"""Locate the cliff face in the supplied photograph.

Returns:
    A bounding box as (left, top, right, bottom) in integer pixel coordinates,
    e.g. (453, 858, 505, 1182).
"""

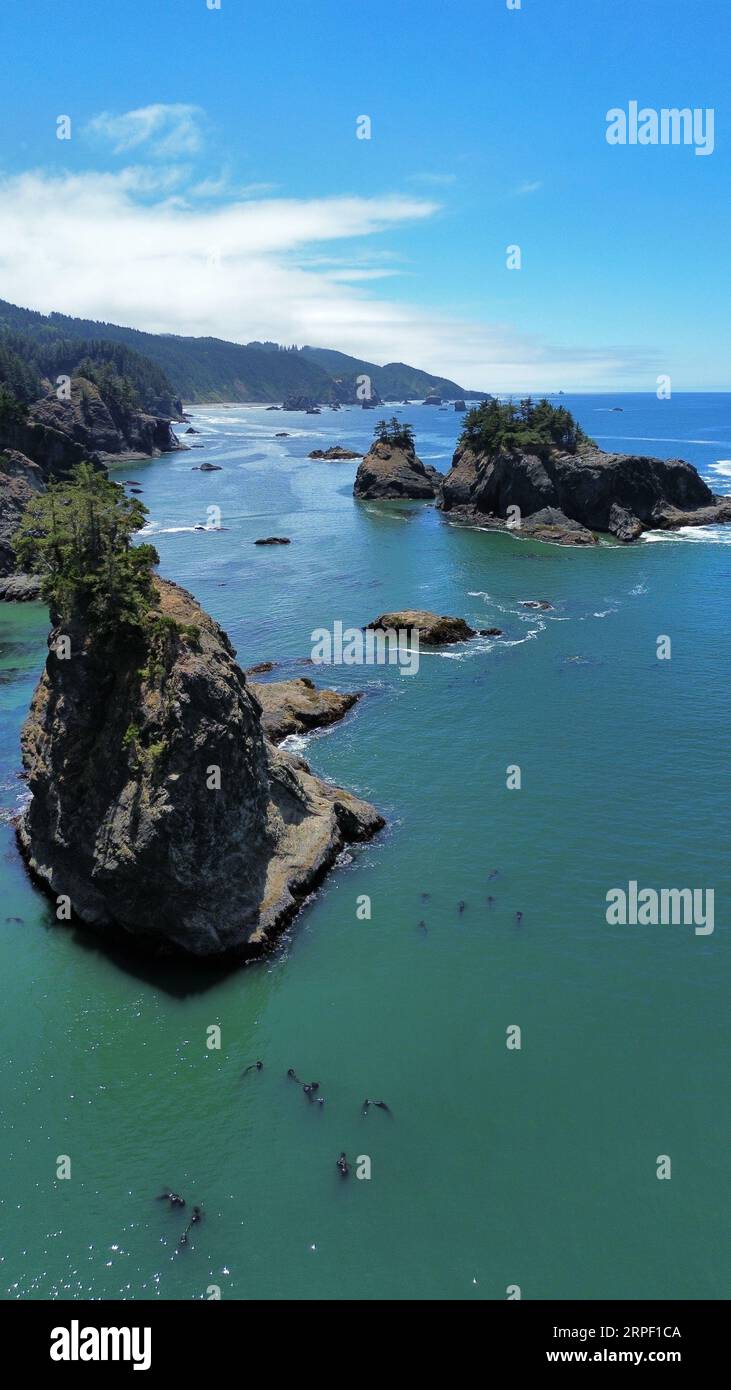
(17, 579, 383, 957)
(29, 378, 180, 459)
(353, 441, 442, 500)
(439, 441, 731, 542)
(0, 451, 45, 593)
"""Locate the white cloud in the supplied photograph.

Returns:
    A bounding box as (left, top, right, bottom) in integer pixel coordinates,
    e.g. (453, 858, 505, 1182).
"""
(86, 104, 205, 158)
(408, 172, 457, 187)
(513, 180, 543, 196)
(0, 166, 652, 390)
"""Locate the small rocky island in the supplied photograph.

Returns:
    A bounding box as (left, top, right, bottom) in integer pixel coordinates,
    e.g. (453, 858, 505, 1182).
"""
(438, 399, 731, 544)
(353, 401, 731, 543)
(367, 611, 477, 645)
(354, 417, 443, 499)
(14, 466, 383, 958)
(309, 445, 362, 460)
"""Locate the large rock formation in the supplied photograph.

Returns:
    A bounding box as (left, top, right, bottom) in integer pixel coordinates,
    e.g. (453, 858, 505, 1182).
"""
(354, 441, 443, 500)
(17, 578, 383, 958)
(29, 378, 180, 460)
(439, 441, 731, 543)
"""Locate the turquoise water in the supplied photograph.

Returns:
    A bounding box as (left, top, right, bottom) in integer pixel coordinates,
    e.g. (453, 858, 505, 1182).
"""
(1, 394, 729, 1301)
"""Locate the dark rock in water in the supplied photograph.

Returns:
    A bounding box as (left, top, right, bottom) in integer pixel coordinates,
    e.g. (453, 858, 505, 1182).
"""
(361, 400, 376, 410)
(367, 610, 476, 645)
(354, 442, 443, 500)
(309, 446, 362, 460)
(265, 406, 280, 411)
(282, 395, 320, 411)
(250, 677, 360, 744)
(438, 440, 731, 543)
(0, 571, 41, 601)
(245, 661, 278, 675)
(479, 627, 503, 636)
(275, 432, 290, 438)
(608, 503, 643, 542)
(305, 408, 320, 415)
(519, 507, 597, 546)
(423, 394, 442, 406)
(17, 577, 384, 958)
(199, 462, 222, 472)
(254, 536, 290, 545)
(520, 600, 552, 610)
(185, 427, 200, 434)
(454, 400, 466, 412)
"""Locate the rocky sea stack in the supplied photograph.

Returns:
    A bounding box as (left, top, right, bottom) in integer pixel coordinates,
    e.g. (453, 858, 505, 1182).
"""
(354, 416, 442, 500)
(15, 469, 382, 958)
(439, 398, 731, 544)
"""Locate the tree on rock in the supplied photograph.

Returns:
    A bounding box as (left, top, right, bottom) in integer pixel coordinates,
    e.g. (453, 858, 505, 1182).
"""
(373, 417, 415, 451)
(14, 462, 159, 635)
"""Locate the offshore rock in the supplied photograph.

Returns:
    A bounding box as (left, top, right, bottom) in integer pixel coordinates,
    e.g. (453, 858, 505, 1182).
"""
(367, 610, 476, 645)
(17, 578, 383, 958)
(439, 440, 729, 543)
(250, 676, 360, 744)
(354, 441, 442, 500)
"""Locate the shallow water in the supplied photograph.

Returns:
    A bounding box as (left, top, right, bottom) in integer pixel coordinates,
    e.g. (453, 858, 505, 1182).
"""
(1, 394, 728, 1300)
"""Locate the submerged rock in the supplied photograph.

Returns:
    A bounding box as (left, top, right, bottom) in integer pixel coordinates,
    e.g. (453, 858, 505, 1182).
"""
(17, 578, 383, 958)
(354, 441, 442, 500)
(254, 536, 290, 545)
(366, 610, 476, 645)
(250, 677, 361, 744)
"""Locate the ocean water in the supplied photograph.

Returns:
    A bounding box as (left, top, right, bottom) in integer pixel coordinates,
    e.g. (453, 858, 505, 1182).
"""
(0, 393, 729, 1301)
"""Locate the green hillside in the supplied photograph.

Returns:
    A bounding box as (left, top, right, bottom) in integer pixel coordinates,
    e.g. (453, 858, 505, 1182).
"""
(0, 298, 489, 407)
(298, 345, 487, 401)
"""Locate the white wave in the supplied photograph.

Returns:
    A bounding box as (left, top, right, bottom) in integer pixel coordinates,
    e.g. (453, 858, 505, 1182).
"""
(279, 733, 310, 753)
(593, 434, 731, 447)
(642, 525, 731, 544)
(422, 636, 497, 660)
(629, 583, 648, 595)
(467, 591, 491, 599)
(710, 461, 731, 477)
(136, 522, 219, 536)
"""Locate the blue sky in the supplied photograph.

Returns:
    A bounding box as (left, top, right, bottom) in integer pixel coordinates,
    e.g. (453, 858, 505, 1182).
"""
(0, 0, 728, 389)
